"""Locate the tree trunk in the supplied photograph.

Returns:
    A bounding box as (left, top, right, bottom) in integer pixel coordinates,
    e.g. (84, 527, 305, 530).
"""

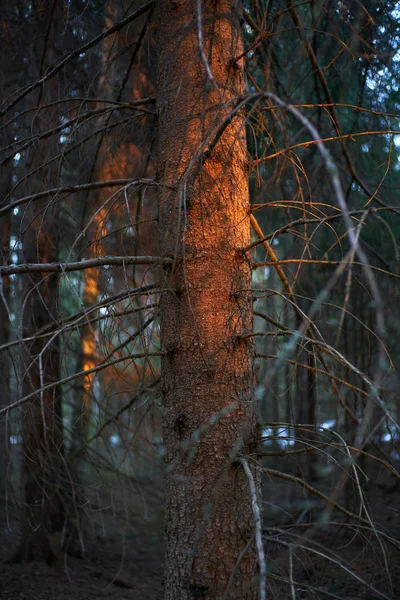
(0, 182, 11, 502)
(156, 2, 259, 598)
(64, 2, 119, 557)
(16, 1, 65, 562)
(0, 0, 16, 508)
(18, 210, 64, 562)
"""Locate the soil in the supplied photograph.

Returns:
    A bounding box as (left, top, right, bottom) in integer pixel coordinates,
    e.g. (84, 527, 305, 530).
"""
(1, 458, 400, 599)
(0, 470, 165, 600)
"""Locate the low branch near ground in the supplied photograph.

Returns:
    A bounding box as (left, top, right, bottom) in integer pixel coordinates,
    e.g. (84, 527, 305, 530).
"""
(264, 537, 390, 600)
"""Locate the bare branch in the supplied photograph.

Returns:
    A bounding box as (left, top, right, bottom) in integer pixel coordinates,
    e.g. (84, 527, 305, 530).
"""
(238, 457, 267, 600)
(0, 178, 159, 217)
(0, 1, 154, 117)
(0, 351, 163, 417)
(1, 256, 172, 277)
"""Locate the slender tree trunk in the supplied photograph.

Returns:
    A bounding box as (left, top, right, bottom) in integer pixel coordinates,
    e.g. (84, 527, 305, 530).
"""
(16, 1, 65, 562)
(77, 0, 119, 438)
(0, 183, 11, 502)
(0, 2, 15, 507)
(156, 2, 259, 598)
(18, 119, 64, 562)
(18, 156, 64, 559)
(18, 245, 63, 562)
(64, 174, 110, 556)
(64, 3, 119, 556)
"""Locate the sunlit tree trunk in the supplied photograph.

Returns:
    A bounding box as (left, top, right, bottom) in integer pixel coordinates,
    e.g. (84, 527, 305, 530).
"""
(156, 2, 259, 598)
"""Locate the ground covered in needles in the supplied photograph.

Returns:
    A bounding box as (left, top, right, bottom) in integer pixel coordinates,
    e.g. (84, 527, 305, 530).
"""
(1, 462, 400, 600)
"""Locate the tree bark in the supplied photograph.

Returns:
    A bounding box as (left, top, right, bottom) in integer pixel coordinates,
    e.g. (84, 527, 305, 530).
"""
(18, 166, 65, 560)
(156, 2, 259, 598)
(64, 0, 119, 557)
(0, 177, 11, 503)
(0, 0, 17, 508)
(16, 0, 65, 562)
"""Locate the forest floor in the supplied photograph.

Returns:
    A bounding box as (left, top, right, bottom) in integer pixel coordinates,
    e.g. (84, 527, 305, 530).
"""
(1, 455, 400, 600)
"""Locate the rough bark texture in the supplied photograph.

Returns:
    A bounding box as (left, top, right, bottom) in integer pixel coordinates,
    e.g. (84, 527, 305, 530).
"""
(0, 0, 18, 506)
(156, 2, 259, 598)
(0, 183, 11, 500)
(18, 200, 64, 562)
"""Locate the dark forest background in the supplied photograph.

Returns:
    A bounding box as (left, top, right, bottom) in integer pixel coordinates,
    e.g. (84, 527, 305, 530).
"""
(1, 1, 400, 598)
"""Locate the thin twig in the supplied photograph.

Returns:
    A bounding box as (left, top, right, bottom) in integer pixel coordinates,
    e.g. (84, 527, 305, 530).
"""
(0, 1, 154, 117)
(0, 178, 160, 217)
(238, 457, 267, 600)
(0, 351, 163, 417)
